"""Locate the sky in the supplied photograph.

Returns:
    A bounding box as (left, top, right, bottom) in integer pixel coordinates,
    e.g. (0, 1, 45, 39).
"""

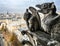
(0, 0, 60, 13)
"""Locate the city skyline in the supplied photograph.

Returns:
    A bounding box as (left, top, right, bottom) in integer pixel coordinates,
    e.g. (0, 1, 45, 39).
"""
(0, 0, 60, 13)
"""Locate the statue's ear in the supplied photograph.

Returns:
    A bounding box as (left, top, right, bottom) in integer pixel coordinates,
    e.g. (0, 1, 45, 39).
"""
(36, 4, 41, 9)
(51, 2, 54, 4)
(51, 2, 56, 13)
(51, 2, 54, 8)
(29, 6, 37, 13)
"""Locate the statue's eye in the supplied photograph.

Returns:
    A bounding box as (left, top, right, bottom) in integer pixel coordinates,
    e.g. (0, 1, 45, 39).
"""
(21, 31, 26, 35)
(42, 4, 48, 9)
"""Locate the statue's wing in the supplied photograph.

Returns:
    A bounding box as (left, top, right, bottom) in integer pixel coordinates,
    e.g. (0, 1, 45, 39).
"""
(29, 6, 37, 13)
(51, 16, 60, 42)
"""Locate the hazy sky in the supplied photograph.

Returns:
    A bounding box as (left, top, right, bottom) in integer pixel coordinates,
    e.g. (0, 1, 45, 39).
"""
(0, 0, 60, 13)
